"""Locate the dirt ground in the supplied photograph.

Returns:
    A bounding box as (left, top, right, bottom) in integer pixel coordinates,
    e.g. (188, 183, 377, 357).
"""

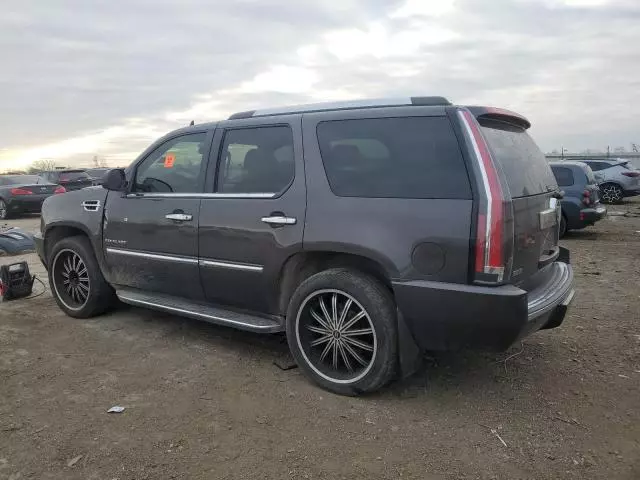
(1, 202, 639, 480)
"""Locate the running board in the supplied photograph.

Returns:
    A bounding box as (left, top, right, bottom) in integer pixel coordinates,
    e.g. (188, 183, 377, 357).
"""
(115, 288, 284, 333)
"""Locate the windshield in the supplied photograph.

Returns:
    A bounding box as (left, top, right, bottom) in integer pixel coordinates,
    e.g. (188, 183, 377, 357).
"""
(480, 119, 557, 198)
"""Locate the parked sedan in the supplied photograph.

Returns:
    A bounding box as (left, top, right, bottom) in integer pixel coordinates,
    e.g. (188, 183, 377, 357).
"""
(0, 175, 66, 220)
(550, 162, 606, 237)
(577, 159, 640, 203)
(40, 169, 93, 191)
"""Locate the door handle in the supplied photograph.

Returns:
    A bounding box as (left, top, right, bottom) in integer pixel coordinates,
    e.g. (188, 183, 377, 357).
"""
(261, 215, 297, 226)
(165, 213, 193, 222)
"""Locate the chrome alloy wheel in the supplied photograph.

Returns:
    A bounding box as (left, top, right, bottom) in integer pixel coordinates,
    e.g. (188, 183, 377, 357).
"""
(601, 184, 622, 203)
(295, 289, 377, 384)
(52, 249, 91, 310)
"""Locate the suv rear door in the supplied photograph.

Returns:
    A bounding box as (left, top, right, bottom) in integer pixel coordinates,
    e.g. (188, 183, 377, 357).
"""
(475, 115, 560, 286)
(197, 116, 305, 314)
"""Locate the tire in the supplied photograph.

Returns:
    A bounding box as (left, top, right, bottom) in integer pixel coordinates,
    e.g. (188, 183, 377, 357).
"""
(286, 268, 398, 396)
(0, 199, 9, 220)
(559, 213, 567, 238)
(48, 235, 115, 318)
(600, 183, 623, 204)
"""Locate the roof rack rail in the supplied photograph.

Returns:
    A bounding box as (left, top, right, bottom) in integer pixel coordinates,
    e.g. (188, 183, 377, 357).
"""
(228, 96, 451, 120)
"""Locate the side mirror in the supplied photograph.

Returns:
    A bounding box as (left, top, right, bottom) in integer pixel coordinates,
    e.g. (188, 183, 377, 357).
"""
(103, 169, 127, 192)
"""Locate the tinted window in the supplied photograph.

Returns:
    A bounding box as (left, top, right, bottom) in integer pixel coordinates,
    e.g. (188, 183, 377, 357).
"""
(480, 120, 556, 197)
(583, 161, 609, 172)
(217, 126, 294, 194)
(59, 171, 90, 182)
(0, 175, 42, 185)
(317, 117, 471, 199)
(134, 133, 207, 193)
(550, 166, 574, 186)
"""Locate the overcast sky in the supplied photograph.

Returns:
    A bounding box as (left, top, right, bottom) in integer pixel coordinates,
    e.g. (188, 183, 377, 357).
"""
(1, 0, 638, 171)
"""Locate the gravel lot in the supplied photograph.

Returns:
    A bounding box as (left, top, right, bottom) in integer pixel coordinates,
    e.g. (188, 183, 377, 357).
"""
(1, 202, 639, 479)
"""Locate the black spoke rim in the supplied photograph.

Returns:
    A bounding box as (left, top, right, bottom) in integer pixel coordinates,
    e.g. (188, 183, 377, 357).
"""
(52, 249, 90, 310)
(296, 289, 377, 384)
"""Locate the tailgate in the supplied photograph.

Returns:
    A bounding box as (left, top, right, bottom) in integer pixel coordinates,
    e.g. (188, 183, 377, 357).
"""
(511, 193, 560, 285)
(478, 118, 560, 285)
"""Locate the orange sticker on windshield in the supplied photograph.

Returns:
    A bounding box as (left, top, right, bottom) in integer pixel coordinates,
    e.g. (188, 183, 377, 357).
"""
(164, 153, 175, 168)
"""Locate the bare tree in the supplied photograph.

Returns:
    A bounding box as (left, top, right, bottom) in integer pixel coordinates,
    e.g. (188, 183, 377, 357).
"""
(92, 155, 109, 168)
(29, 159, 57, 173)
(632, 143, 639, 153)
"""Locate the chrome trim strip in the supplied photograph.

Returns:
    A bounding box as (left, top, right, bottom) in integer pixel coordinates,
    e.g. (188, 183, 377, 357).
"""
(116, 294, 278, 331)
(125, 192, 275, 199)
(105, 248, 198, 264)
(199, 259, 263, 272)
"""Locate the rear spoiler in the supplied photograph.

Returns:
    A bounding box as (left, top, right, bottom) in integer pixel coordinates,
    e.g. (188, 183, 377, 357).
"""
(467, 106, 531, 130)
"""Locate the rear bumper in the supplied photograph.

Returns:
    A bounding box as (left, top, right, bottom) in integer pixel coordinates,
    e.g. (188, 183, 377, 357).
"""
(6, 195, 50, 213)
(393, 259, 574, 351)
(623, 186, 640, 197)
(578, 205, 607, 226)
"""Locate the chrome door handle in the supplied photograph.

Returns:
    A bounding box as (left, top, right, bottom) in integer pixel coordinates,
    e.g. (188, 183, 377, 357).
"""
(165, 213, 193, 221)
(261, 216, 297, 226)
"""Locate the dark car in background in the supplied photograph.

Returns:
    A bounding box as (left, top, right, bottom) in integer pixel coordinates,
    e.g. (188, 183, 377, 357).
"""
(86, 168, 111, 185)
(0, 174, 65, 220)
(550, 162, 606, 237)
(40, 169, 93, 191)
(577, 159, 640, 203)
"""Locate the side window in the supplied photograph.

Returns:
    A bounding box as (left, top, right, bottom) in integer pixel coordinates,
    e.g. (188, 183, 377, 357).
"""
(217, 126, 294, 194)
(316, 117, 471, 199)
(133, 133, 207, 193)
(587, 162, 606, 172)
(551, 167, 574, 187)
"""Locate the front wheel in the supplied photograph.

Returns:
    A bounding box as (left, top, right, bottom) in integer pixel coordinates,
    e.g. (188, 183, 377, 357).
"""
(600, 183, 623, 204)
(48, 236, 115, 318)
(286, 269, 398, 396)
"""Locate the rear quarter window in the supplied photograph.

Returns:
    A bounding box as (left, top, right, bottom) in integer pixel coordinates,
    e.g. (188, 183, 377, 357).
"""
(551, 166, 574, 187)
(316, 116, 471, 199)
(480, 119, 557, 198)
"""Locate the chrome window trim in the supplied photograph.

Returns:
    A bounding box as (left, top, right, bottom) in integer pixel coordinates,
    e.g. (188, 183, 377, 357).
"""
(105, 248, 198, 264)
(199, 259, 263, 273)
(125, 192, 276, 199)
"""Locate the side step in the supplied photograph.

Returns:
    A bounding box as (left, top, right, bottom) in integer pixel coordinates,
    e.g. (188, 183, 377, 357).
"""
(115, 288, 284, 333)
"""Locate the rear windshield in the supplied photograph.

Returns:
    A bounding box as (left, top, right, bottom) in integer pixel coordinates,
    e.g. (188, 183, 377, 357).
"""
(59, 171, 90, 182)
(0, 175, 42, 185)
(317, 116, 471, 199)
(480, 119, 557, 198)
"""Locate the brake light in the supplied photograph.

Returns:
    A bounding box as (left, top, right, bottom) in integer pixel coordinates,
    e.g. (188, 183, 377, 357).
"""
(10, 188, 33, 195)
(54, 186, 66, 194)
(621, 171, 640, 177)
(458, 109, 511, 284)
(582, 190, 591, 205)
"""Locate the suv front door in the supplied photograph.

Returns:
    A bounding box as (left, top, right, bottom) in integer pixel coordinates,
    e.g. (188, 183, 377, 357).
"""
(103, 130, 213, 300)
(198, 116, 306, 314)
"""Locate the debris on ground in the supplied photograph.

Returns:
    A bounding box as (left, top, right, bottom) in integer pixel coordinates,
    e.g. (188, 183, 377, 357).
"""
(107, 406, 125, 413)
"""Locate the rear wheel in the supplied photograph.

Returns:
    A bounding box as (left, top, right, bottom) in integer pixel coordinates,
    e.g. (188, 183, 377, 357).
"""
(49, 236, 115, 318)
(600, 183, 623, 204)
(286, 269, 398, 396)
(559, 213, 567, 238)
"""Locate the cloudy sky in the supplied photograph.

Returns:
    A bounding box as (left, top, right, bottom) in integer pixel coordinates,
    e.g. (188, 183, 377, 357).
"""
(1, 0, 638, 171)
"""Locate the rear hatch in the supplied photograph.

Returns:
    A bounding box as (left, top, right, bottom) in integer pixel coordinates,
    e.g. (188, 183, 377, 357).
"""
(57, 171, 93, 190)
(478, 117, 560, 287)
(2, 176, 58, 196)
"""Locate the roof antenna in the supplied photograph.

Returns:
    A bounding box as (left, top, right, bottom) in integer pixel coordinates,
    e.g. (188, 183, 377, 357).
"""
(189, 120, 194, 126)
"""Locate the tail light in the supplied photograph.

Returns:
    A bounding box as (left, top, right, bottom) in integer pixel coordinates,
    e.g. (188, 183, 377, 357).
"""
(621, 171, 640, 177)
(54, 186, 66, 194)
(582, 189, 591, 205)
(10, 188, 33, 195)
(458, 109, 513, 284)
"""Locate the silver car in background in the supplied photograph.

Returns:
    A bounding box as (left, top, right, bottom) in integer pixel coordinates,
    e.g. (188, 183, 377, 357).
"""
(577, 159, 640, 203)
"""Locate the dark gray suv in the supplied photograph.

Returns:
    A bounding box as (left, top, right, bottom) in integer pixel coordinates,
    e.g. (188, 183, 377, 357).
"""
(35, 97, 575, 395)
